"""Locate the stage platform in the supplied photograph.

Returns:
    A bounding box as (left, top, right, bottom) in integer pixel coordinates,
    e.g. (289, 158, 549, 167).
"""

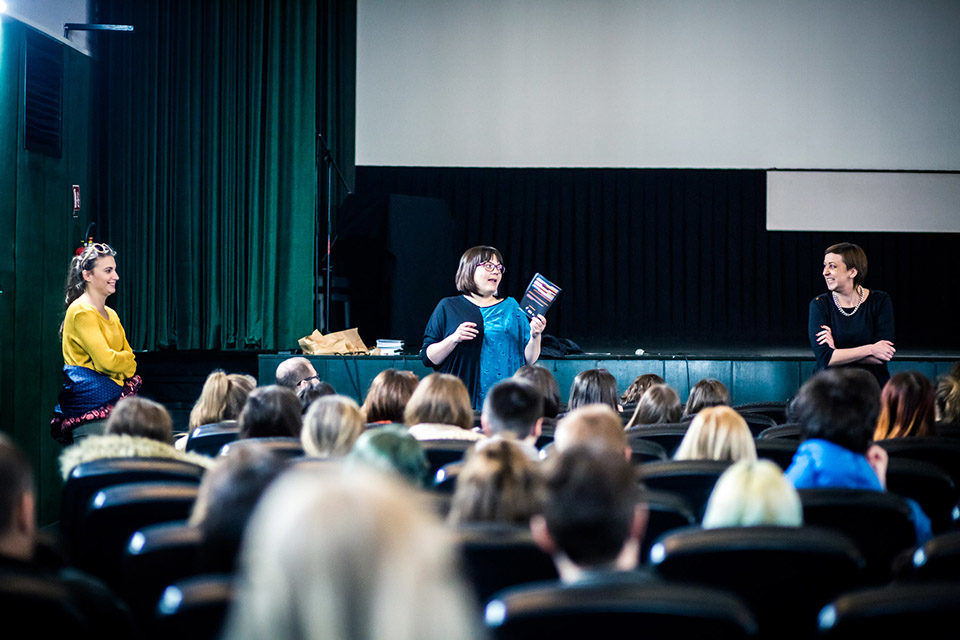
(258, 349, 960, 406)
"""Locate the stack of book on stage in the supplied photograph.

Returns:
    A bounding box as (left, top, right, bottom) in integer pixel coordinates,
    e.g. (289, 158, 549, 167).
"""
(376, 339, 405, 355)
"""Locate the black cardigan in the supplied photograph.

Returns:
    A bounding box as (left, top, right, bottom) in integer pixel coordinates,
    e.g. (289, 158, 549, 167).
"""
(420, 296, 485, 403)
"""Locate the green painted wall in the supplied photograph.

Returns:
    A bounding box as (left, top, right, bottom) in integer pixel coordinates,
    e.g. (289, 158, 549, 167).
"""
(0, 17, 95, 525)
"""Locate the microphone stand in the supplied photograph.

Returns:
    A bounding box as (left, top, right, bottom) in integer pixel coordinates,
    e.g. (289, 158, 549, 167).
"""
(316, 132, 353, 334)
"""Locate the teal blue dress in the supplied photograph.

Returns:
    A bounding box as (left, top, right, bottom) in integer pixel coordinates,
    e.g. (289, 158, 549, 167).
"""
(477, 297, 531, 409)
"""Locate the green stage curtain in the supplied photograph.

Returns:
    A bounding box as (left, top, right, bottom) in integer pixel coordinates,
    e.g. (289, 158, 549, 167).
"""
(94, 0, 355, 350)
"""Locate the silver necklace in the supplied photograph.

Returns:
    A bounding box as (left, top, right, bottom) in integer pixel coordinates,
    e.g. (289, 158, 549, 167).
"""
(833, 285, 864, 317)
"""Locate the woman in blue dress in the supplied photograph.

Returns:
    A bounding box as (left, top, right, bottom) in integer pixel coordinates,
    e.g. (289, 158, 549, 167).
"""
(421, 246, 546, 409)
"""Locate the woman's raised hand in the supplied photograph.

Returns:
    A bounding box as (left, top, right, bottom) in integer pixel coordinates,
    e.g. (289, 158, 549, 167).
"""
(529, 314, 547, 339)
(451, 322, 479, 343)
(871, 340, 896, 362)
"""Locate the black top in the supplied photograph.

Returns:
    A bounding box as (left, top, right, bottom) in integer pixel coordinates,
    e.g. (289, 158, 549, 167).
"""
(808, 290, 894, 387)
(421, 296, 485, 402)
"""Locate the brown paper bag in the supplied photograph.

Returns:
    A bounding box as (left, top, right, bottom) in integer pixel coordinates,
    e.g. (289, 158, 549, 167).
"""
(298, 328, 370, 355)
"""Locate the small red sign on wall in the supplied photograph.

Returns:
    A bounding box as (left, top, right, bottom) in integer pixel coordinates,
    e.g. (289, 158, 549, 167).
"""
(72, 185, 81, 211)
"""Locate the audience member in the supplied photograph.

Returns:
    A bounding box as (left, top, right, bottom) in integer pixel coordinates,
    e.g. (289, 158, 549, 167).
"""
(1, 434, 137, 638)
(178, 370, 256, 449)
(567, 368, 621, 412)
(702, 459, 803, 528)
(873, 371, 937, 440)
(274, 356, 320, 390)
(530, 447, 648, 583)
(222, 468, 482, 640)
(361, 369, 419, 424)
(480, 378, 543, 459)
(620, 373, 665, 406)
(301, 395, 365, 458)
(513, 364, 562, 419)
(189, 443, 286, 572)
(347, 425, 430, 488)
(786, 368, 931, 543)
(682, 378, 730, 418)
(238, 385, 302, 439)
(935, 368, 960, 428)
(553, 404, 630, 460)
(625, 383, 682, 428)
(59, 396, 212, 479)
(674, 406, 757, 462)
(404, 373, 484, 442)
(448, 438, 545, 527)
(296, 380, 336, 414)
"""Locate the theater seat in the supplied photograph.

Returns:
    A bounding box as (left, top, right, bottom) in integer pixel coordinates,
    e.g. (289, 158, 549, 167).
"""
(877, 437, 960, 487)
(906, 530, 960, 581)
(756, 423, 802, 441)
(650, 525, 864, 639)
(75, 481, 199, 588)
(638, 490, 697, 561)
(635, 460, 731, 519)
(884, 458, 956, 534)
(122, 521, 203, 622)
(629, 438, 668, 464)
(754, 439, 799, 471)
(733, 401, 789, 426)
(453, 522, 559, 605)
(818, 582, 960, 639)
(218, 437, 304, 459)
(185, 421, 239, 456)
(625, 423, 688, 457)
(798, 488, 917, 584)
(485, 579, 758, 640)
(433, 461, 464, 493)
(156, 574, 234, 640)
(738, 413, 778, 438)
(419, 439, 476, 476)
(61, 457, 205, 561)
(0, 574, 89, 634)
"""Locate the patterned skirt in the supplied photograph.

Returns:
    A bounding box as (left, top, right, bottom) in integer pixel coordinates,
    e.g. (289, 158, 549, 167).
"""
(50, 365, 142, 444)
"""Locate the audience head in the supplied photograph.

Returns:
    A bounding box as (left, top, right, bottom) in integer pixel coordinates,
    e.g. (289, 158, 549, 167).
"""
(404, 373, 473, 430)
(702, 459, 803, 528)
(531, 447, 644, 578)
(513, 365, 561, 418)
(274, 356, 319, 390)
(223, 469, 481, 640)
(481, 379, 543, 440)
(674, 406, 757, 462)
(568, 368, 620, 411)
(0, 434, 36, 561)
(189, 443, 286, 572)
(300, 395, 365, 458)
(361, 369, 419, 424)
(874, 371, 936, 440)
(625, 383, 682, 427)
(448, 438, 545, 527)
(238, 385, 302, 439)
(621, 373, 665, 406)
(825, 242, 868, 288)
(296, 380, 336, 414)
(554, 404, 629, 460)
(683, 378, 730, 418)
(347, 425, 429, 488)
(189, 370, 257, 429)
(790, 368, 881, 454)
(936, 371, 960, 424)
(456, 245, 504, 296)
(105, 396, 173, 443)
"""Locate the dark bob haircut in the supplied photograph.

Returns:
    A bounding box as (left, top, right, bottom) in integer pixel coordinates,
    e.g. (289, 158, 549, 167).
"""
(455, 246, 504, 296)
(568, 369, 620, 412)
(825, 242, 868, 288)
(789, 368, 881, 454)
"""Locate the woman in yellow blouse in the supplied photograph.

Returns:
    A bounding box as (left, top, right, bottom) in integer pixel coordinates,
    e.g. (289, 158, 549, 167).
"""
(51, 243, 141, 443)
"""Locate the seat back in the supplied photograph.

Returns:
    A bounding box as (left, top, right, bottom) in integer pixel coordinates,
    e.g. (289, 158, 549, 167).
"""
(629, 438, 668, 464)
(122, 521, 203, 623)
(485, 580, 758, 640)
(61, 457, 205, 559)
(754, 439, 799, 471)
(884, 457, 957, 534)
(877, 437, 960, 487)
(76, 481, 199, 587)
(420, 439, 476, 476)
(738, 413, 778, 438)
(756, 423, 802, 441)
(0, 573, 89, 635)
(650, 525, 864, 639)
(908, 531, 960, 581)
(798, 488, 917, 584)
(818, 582, 960, 639)
(733, 402, 789, 425)
(433, 461, 464, 493)
(185, 421, 239, 456)
(635, 460, 731, 519)
(625, 423, 688, 457)
(156, 574, 234, 640)
(639, 490, 697, 561)
(454, 523, 559, 605)
(218, 437, 304, 459)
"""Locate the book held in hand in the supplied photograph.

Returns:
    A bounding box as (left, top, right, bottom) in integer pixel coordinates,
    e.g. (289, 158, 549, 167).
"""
(520, 273, 561, 319)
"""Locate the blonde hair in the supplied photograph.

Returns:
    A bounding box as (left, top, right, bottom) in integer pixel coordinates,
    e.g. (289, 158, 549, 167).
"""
(404, 374, 474, 430)
(222, 469, 481, 640)
(189, 370, 257, 430)
(673, 406, 756, 462)
(301, 395, 365, 457)
(937, 373, 960, 424)
(702, 459, 803, 528)
(448, 438, 545, 527)
(554, 404, 627, 457)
